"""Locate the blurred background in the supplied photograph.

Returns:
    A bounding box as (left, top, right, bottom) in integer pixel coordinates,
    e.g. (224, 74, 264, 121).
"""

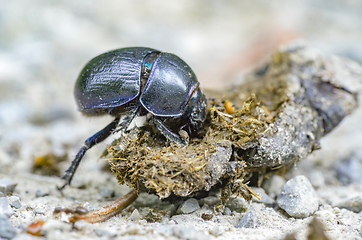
(0, 0, 362, 178)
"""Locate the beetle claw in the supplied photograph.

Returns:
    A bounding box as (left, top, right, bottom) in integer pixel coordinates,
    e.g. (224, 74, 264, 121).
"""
(57, 178, 70, 191)
(153, 117, 188, 147)
(56, 184, 66, 191)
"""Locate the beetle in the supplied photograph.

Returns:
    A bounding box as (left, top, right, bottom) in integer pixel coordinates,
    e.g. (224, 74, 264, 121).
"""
(59, 47, 207, 190)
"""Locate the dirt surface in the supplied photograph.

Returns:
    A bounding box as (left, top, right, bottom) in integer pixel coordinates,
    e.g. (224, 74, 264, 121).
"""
(1, 1, 362, 240)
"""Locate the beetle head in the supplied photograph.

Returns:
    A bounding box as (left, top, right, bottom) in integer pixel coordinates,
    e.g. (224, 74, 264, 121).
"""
(185, 88, 207, 133)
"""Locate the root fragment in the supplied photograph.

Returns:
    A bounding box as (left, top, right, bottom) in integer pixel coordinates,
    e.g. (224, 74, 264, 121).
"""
(54, 189, 138, 223)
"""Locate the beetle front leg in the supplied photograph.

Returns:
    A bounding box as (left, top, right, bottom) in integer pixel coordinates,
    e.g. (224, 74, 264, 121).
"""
(153, 117, 188, 147)
(58, 117, 120, 190)
(114, 105, 140, 132)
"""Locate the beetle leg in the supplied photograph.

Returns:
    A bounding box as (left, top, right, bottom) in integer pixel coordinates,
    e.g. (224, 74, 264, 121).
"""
(114, 105, 140, 132)
(58, 117, 120, 190)
(153, 117, 188, 147)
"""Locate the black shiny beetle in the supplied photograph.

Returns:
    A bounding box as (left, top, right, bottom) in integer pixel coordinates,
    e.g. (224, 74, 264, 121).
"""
(59, 47, 207, 189)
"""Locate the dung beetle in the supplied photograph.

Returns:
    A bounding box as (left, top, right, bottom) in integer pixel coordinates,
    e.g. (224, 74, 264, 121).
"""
(59, 47, 207, 190)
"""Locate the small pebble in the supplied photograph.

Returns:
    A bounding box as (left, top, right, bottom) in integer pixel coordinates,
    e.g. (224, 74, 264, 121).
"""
(235, 207, 258, 229)
(250, 187, 275, 205)
(8, 196, 21, 209)
(75, 207, 88, 215)
(40, 219, 71, 236)
(0, 197, 13, 217)
(224, 207, 232, 216)
(208, 226, 224, 236)
(335, 153, 362, 185)
(177, 198, 200, 214)
(262, 175, 286, 199)
(129, 209, 141, 221)
(199, 196, 220, 206)
(225, 197, 249, 213)
(74, 220, 91, 231)
(172, 225, 207, 239)
(121, 225, 145, 235)
(277, 175, 318, 218)
(34, 208, 46, 215)
(83, 202, 94, 211)
(0, 214, 17, 239)
(99, 186, 115, 198)
(201, 213, 214, 220)
(0, 179, 17, 194)
(95, 228, 117, 238)
(162, 204, 177, 217)
(26, 220, 45, 236)
(74, 220, 92, 230)
(334, 196, 362, 213)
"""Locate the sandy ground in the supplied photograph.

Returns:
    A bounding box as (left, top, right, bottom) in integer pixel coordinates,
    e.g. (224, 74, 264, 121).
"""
(1, 1, 362, 239)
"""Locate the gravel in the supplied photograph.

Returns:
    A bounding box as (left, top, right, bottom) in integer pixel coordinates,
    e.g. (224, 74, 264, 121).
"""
(0, 179, 17, 194)
(0, 214, 17, 239)
(172, 225, 211, 240)
(250, 187, 275, 205)
(129, 209, 142, 221)
(73, 220, 91, 231)
(177, 198, 200, 214)
(199, 196, 220, 206)
(334, 196, 362, 213)
(95, 228, 118, 238)
(277, 175, 319, 218)
(223, 207, 232, 216)
(1, 1, 362, 239)
(82, 202, 94, 212)
(235, 207, 258, 229)
(225, 197, 249, 213)
(0, 198, 13, 217)
(335, 151, 362, 185)
(7, 196, 21, 209)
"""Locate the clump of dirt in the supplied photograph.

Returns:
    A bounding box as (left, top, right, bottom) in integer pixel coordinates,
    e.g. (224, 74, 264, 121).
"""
(107, 42, 359, 203)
